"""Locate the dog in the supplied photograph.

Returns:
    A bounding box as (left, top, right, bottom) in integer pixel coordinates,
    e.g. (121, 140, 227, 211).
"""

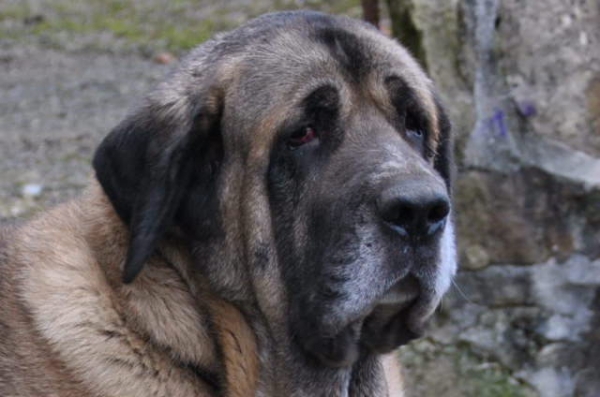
(0, 11, 456, 397)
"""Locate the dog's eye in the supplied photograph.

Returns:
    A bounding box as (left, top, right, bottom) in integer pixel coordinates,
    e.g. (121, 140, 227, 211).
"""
(404, 113, 425, 149)
(405, 128, 425, 153)
(407, 129, 423, 140)
(288, 126, 318, 149)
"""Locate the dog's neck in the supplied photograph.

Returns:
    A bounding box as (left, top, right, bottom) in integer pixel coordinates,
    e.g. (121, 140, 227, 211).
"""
(249, 328, 390, 396)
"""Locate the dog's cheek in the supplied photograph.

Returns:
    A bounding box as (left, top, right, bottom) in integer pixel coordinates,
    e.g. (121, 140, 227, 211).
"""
(175, 129, 225, 241)
(267, 149, 314, 310)
(176, 171, 224, 241)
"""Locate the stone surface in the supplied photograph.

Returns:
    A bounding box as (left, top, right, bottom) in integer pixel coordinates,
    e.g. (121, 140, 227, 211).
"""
(497, 0, 600, 156)
(457, 168, 600, 269)
(389, 0, 600, 396)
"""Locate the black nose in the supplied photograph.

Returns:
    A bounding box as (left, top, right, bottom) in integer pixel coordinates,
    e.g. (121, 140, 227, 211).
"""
(378, 180, 450, 239)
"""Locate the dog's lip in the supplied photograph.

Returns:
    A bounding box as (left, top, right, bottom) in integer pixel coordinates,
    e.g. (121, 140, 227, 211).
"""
(301, 276, 424, 367)
(359, 275, 424, 350)
(375, 274, 420, 307)
(362, 274, 422, 334)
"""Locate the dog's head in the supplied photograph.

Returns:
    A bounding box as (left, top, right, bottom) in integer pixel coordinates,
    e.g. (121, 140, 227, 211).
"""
(93, 11, 456, 370)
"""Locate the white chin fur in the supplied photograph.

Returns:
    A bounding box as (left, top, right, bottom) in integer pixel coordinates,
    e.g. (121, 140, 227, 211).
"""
(408, 219, 458, 326)
(435, 218, 457, 297)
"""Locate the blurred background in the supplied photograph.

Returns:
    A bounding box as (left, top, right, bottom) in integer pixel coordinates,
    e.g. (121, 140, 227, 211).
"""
(1, 1, 599, 396)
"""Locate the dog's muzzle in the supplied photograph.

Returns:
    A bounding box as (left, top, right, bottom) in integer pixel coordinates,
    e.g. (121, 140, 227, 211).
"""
(301, 178, 451, 368)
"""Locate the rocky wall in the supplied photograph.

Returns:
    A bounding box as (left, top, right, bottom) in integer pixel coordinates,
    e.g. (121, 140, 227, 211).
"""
(386, 0, 600, 396)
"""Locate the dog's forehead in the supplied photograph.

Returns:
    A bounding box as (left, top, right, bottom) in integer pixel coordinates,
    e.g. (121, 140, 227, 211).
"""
(171, 12, 440, 150)
(237, 15, 425, 85)
(170, 13, 434, 101)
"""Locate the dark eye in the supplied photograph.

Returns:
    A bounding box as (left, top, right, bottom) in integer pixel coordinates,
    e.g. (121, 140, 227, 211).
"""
(404, 112, 425, 147)
(288, 126, 318, 149)
(407, 129, 423, 140)
(405, 128, 425, 154)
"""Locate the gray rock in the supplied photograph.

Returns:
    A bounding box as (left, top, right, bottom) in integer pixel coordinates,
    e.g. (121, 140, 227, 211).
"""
(387, 0, 600, 395)
(526, 367, 575, 397)
(454, 265, 534, 307)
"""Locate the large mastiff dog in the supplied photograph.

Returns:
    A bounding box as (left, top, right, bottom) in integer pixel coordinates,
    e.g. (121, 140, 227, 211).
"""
(0, 11, 456, 397)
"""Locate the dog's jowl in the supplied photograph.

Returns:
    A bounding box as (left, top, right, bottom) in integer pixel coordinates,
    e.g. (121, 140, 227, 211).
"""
(0, 11, 456, 397)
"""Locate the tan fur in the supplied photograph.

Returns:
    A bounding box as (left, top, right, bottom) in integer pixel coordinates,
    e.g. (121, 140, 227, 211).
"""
(206, 299, 259, 397)
(351, 22, 441, 146)
(0, 183, 244, 396)
(382, 353, 405, 395)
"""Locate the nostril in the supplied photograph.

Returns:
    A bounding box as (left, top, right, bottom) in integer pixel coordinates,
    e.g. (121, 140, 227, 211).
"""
(427, 200, 450, 225)
(381, 198, 422, 237)
(425, 199, 449, 236)
(395, 202, 416, 230)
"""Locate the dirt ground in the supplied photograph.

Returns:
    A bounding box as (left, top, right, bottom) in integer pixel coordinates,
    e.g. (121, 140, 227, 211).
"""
(0, 44, 164, 221)
(0, 0, 364, 222)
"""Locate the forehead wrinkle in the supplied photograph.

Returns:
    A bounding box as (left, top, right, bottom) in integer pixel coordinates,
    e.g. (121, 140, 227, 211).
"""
(367, 66, 440, 154)
(307, 21, 440, 150)
(236, 23, 441, 161)
(350, 23, 440, 144)
(243, 32, 353, 95)
(246, 30, 406, 125)
(364, 71, 396, 116)
(247, 107, 286, 164)
(357, 68, 440, 155)
(247, 80, 353, 162)
(251, 31, 335, 73)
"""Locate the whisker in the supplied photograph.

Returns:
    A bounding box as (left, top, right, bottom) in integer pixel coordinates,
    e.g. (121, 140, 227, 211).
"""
(451, 278, 474, 304)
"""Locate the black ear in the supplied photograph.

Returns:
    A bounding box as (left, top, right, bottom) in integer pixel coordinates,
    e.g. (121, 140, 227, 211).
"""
(93, 97, 223, 283)
(433, 97, 454, 192)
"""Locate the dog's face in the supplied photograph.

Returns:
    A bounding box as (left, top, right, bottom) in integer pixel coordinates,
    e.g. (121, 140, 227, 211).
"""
(93, 11, 456, 372)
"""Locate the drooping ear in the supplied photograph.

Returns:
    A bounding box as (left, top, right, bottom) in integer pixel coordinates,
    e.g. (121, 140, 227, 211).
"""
(93, 93, 223, 284)
(433, 96, 454, 192)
